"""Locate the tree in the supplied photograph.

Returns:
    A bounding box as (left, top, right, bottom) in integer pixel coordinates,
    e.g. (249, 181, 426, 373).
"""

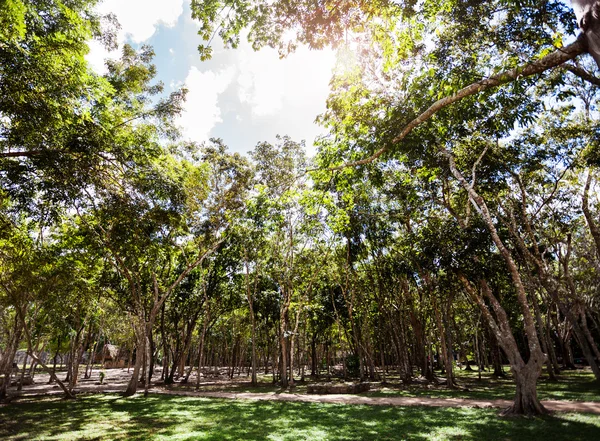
(572, 0, 600, 66)
(1, 1, 185, 218)
(75, 139, 250, 396)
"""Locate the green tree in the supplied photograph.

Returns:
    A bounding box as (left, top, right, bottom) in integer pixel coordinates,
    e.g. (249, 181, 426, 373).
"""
(1, 1, 185, 218)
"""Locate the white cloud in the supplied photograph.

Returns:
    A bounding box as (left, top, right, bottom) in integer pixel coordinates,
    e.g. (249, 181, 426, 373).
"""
(236, 40, 335, 121)
(86, 0, 184, 73)
(169, 79, 183, 90)
(237, 47, 285, 117)
(99, 0, 184, 43)
(86, 39, 112, 74)
(178, 67, 235, 142)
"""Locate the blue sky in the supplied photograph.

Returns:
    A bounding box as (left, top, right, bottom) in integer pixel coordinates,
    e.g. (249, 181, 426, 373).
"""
(87, 0, 337, 156)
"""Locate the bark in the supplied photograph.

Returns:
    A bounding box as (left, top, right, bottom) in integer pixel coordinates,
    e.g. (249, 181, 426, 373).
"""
(328, 38, 586, 170)
(50, 342, 60, 384)
(16, 306, 74, 399)
(123, 318, 145, 397)
(474, 326, 482, 380)
(0, 317, 23, 401)
(435, 299, 457, 388)
(85, 332, 100, 379)
(545, 312, 561, 375)
(68, 322, 89, 392)
(17, 351, 27, 391)
(583, 171, 600, 260)
(379, 340, 387, 383)
(279, 308, 289, 387)
(166, 322, 183, 384)
(489, 330, 505, 377)
(244, 251, 259, 386)
(310, 334, 318, 377)
(460, 275, 548, 416)
(502, 362, 548, 416)
(532, 295, 557, 381)
(581, 308, 600, 363)
(145, 326, 155, 394)
(508, 177, 600, 379)
(160, 303, 168, 382)
(195, 309, 210, 389)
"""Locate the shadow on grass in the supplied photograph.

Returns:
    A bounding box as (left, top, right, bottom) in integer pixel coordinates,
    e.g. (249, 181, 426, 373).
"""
(368, 369, 600, 403)
(1, 394, 600, 440)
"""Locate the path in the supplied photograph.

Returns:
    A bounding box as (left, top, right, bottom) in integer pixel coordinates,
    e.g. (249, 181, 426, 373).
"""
(157, 389, 600, 414)
(6, 370, 600, 414)
(5, 382, 600, 415)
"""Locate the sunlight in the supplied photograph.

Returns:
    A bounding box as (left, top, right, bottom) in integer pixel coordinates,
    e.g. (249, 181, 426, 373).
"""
(332, 44, 360, 75)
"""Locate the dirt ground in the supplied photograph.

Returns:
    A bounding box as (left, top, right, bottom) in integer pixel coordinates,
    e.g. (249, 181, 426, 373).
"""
(4, 367, 600, 415)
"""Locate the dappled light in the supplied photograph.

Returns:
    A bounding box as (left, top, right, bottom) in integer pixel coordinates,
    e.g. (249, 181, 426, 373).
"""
(2, 395, 600, 440)
(3, 1, 600, 438)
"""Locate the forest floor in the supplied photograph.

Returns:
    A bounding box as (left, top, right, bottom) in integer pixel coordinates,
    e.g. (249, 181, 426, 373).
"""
(2, 393, 600, 440)
(3, 368, 600, 440)
(4, 366, 600, 414)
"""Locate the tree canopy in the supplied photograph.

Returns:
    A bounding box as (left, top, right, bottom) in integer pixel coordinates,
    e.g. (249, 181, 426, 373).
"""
(1, 0, 600, 418)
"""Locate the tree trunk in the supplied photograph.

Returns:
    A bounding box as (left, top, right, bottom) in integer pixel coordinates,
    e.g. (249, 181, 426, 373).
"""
(279, 301, 289, 387)
(17, 354, 27, 391)
(546, 313, 561, 375)
(502, 363, 548, 416)
(85, 332, 99, 379)
(581, 308, 600, 364)
(69, 328, 87, 392)
(435, 299, 457, 388)
(460, 275, 547, 416)
(250, 315, 257, 386)
(0, 318, 23, 401)
(583, 171, 600, 260)
(449, 156, 548, 415)
(28, 350, 75, 399)
(310, 334, 318, 377)
(195, 316, 209, 389)
(144, 325, 153, 396)
(532, 296, 557, 381)
(50, 344, 59, 384)
(124, 320, 145, 397)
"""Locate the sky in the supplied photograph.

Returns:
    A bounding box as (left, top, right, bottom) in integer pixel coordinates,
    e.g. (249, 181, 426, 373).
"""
(86, 0, 337, 156)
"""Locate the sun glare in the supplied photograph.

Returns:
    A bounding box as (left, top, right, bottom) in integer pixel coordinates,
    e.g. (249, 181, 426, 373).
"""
(332, 44, 360, 75)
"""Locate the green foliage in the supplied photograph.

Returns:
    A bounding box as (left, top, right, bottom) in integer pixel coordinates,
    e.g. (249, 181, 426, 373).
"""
(191, 0, 402, 57)
(0, 2, 186, 218)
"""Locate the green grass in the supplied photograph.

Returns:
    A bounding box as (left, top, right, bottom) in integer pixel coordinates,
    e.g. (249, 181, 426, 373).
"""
(366, 368, 600, 402)
(1, 394, 600, 440)
(184, 368, 600, 403)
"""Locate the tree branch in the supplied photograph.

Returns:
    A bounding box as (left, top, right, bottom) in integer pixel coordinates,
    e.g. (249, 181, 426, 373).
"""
(328, 38, 586, 171)
(0, 150, 44, 158)
(563, 64, 600, 86)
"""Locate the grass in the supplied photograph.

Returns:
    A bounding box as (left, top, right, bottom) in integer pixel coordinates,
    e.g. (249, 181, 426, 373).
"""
(1, 394, 600, 440)
(180, 368, 600, 403)
(366, 368, 600, 402)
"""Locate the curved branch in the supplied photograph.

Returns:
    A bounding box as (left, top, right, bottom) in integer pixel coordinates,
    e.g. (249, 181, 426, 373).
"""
(563, 64, 600, 86)
(328, 38, 586, 171)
